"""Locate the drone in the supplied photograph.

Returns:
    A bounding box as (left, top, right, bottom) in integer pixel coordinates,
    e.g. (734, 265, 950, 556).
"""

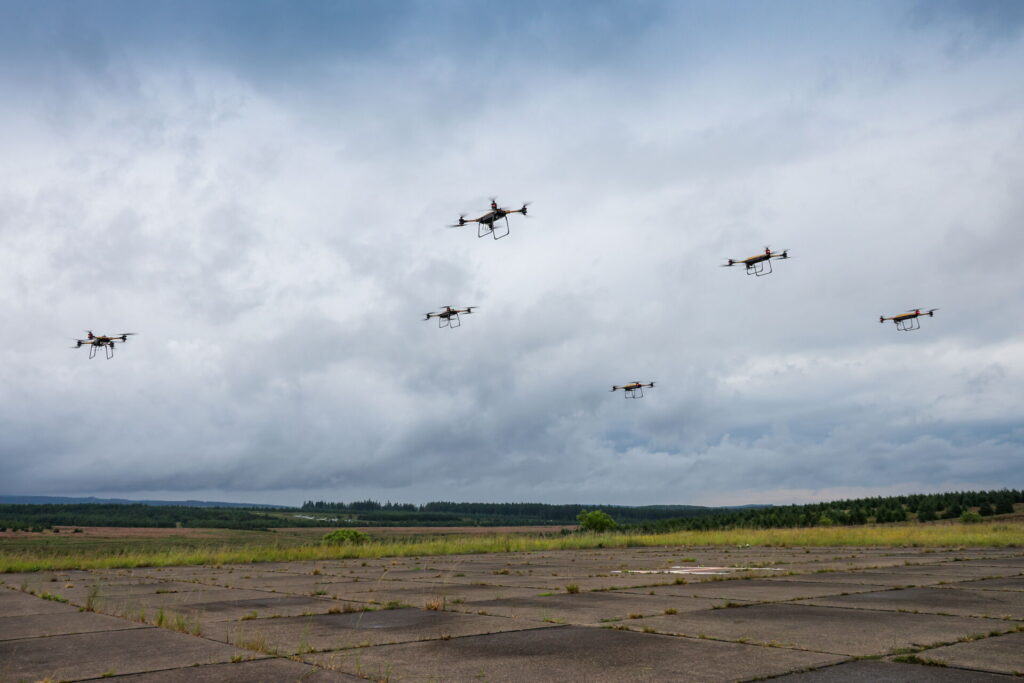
(449, 198, 530, 240)
(424, 306, 476, 329)
(722, 247, 790, 276)
(880, 308, 938, 331)
(72, 331, 136, 359)
(611, 381, 655, 399)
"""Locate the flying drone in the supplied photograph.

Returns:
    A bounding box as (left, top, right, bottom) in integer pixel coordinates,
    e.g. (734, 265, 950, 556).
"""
(611, 381, 655, 399)
(449, 198, 530, 240)
(72, 331, 136, 359)
(424, 306, 476, 329)
(880, 308, 938, 331)
(722, 247, 790, 276)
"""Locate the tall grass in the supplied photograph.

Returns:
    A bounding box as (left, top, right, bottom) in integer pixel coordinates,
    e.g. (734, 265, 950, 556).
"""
(1, 523, 1020, 573)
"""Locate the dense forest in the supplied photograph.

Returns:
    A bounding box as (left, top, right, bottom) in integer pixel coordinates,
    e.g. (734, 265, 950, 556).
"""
(635, 489, 1023, 532)
(0, 504, 286, 532)
(0, 489, 1018, 532)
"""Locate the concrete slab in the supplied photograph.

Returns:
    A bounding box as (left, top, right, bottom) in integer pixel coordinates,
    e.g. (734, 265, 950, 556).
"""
(773, 570, 951, 587)
(767, 659, 1017, 681)
(0, 626, 249, 681)
(206, 607, 556, 655)
(330, 581, 541, 607)
(306, 624, 844, 682)
(160, 595, 358, 622)
(88, 588, 286, 614)
(0, 611, 147, 640)
(0, 588, 81, 616)
(109, 658, 365, 681)
(798, 586, 1024, 619)
(952, 576, 1024, 592)
(629, 603, 1013, 656)
(453, 591, 732, 624)
(619, 579, 890, 602)
(908, 631, 1024, 675)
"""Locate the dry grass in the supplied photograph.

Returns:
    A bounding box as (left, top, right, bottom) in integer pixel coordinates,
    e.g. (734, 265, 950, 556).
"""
(2, 522, 1021, 573)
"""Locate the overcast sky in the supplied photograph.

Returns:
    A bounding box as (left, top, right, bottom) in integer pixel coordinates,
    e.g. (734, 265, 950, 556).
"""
(1, 1, 1022, 507)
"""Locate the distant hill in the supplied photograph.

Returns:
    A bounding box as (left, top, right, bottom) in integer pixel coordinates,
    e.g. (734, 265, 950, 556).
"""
(0, 495, 287, 509)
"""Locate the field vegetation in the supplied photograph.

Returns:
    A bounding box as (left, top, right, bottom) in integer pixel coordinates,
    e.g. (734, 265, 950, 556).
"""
(1, 519, 1021, 573)
(2, 489, 1020, 573)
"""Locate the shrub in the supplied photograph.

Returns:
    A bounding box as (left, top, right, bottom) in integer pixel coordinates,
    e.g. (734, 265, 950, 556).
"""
(576, 509, 618, 532)
(960, 511, 983, 524)
(322, 529, 371, 546)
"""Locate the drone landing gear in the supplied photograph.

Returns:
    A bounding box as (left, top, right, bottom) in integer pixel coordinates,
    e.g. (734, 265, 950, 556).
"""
(895, 318, 921, 331)
(746, 260, 772, 276)
(440, 314, 461, 329)
(88, 345, 97, 359)
(106, 344, 115, 359)
(479, 217, 510, 240)
(624, 387, 644, 399)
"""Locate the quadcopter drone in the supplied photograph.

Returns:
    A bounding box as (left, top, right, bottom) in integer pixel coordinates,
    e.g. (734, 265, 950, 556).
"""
(611, 381, 655, 399)
(722, 247, 790, 276)
(72, 331, 136, 359)
(424, 306, 476, 329)
(880, 308, 938, 331)
(449, 198, 530, 240)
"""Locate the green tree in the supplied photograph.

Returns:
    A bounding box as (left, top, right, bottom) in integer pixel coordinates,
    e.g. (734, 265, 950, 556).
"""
(960, 511, 983, 524)
(322, 529, 371, 545)
(576, 509, 618, 532)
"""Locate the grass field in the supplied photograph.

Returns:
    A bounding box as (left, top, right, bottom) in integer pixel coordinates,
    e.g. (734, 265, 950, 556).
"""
(1, 520, 1021, 573)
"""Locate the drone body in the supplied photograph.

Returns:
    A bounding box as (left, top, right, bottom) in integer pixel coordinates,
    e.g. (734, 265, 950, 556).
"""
(72, 331, 136, 359)
(722, 247, 790, 276)
(424, 306, 476, 329)
(611, 381, 655, 399)
(880, 308, 938, 331)
(450, 198, 530, 240)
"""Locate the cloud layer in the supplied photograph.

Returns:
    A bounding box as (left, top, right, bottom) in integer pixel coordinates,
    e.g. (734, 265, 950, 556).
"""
(2, 1, 1022, 505)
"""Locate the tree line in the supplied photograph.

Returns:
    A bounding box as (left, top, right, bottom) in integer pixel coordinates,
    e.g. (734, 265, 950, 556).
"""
(634, 489, 1022, 533)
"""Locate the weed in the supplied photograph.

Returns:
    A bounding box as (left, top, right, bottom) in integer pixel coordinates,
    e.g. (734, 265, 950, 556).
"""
(383, 601, 408, 610)
(565, 583, 580, 594)
(83, 585, 100, 612)
(39, 592, 68, 603)
(424, 597, 445, 611)
(893, 655, 947, 667)
(155, 609, 167, 627)
(312, 590, 328, 596)
(664, 608, 678, 615)
(628, 613, 643, 619)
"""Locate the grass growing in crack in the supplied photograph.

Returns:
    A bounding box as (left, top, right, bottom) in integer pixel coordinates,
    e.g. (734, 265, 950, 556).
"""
(38, 591, 68, 602)
(893, 655, 947, 667)
(565, 583, 580, 594)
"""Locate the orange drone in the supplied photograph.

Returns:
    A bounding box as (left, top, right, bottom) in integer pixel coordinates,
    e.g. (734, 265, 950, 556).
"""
(611, 381, 655, 399)
(880, 308, 938, 331)
(722, 247, 790, 276)
(72, 331, 136, 359)
(424, 306, 476, 328)
(449, 198, 530, 240)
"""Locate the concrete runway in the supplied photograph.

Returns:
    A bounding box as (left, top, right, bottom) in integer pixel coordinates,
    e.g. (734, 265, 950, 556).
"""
(2, 545, 1022, 681)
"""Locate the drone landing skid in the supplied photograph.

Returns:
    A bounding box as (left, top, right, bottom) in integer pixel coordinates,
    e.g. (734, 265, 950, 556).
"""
(479, 216, 510, 240)
(624, 387, 644, 399)
(440, 314, 461, 329)
(895, 318, 921, 331)
(746, 260, 772, 276)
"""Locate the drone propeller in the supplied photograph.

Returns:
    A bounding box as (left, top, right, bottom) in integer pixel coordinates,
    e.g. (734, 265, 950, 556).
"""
(519, 201, 531, 215)
(721, 259, 735, 267)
